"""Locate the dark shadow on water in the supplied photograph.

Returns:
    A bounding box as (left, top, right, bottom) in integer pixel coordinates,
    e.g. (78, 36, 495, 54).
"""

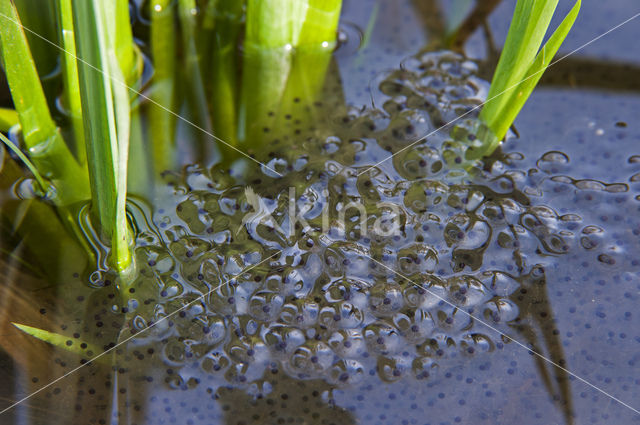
(217, 373, 356, 425)
(512, 267, 576, 425)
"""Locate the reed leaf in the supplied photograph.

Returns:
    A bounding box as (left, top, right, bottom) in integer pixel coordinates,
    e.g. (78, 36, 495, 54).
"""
(479, 0, 581, 144)
(12, 322, 102, 358)
(72, 0, 132, 271)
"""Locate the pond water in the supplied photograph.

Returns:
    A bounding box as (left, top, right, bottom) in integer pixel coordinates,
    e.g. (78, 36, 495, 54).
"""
(1, 1, 640, 425)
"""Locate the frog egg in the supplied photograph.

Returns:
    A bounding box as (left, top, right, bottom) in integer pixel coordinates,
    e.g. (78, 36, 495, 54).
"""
(483, 298, 520, 324)
(327, 330, 366, 358)
(287, 341, 335, 379)
(169, 237, 211, 262)
(162, 337, 189, 366)
(412, 356, 439, 380)
(392, 144, 444, 180)
(139, 247, 176, 275)
(328, 359, 364, 387)
(226, 337, 270, 365)
(323, 247, 347, 276)
(248, 290, 284, 321)
(368, 283, 404, 317)
(397, 244, 439, 275)
(393, 310, 436, 344)
(403, 278, 447, 310)
(280, 299, 319, 328)
(195, 255, 223, 287)
(261, 325, 306, 359)
(435, 306, 473, 333)
(205, 281, 237, 316)
(318, 302, 365, 330)
(165, 371, 188, 390)
(363, 322, 403, 355)
(484, 271, 521, 297)
(198, 315, 228, 348)
(201, 351, 230, 375)
(459, 333, 494, 356)
(176, 198, 207, 234)
(224, 361, 264, 387)
(377, 354, 412, 383)
(446, 275, 489, 307)
(323, 278, 368, 304)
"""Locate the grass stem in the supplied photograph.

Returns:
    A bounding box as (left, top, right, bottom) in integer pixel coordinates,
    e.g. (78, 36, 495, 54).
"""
(72, 0, 133, 272)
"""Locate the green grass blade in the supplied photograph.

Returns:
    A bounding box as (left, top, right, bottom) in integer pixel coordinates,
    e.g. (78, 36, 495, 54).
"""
(480, 0, 558, 127)
(12, 322, 102, 358)
(108, 44, 133, 272)
(72, 0, 132, 271)
(479, 0, 580, 145)
(55, 0, 86, 163)
(0, 107, 18, 132)
(484, 0, 581, 145)
(0, 0, 88, 205)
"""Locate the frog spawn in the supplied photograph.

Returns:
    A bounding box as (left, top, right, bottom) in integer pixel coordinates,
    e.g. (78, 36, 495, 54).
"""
(21, 51, 596, 424)
(113, 51, 587, 398)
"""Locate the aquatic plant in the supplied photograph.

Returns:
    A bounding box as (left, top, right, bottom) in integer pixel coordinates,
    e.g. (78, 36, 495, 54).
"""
(477, 0, 581, 153)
